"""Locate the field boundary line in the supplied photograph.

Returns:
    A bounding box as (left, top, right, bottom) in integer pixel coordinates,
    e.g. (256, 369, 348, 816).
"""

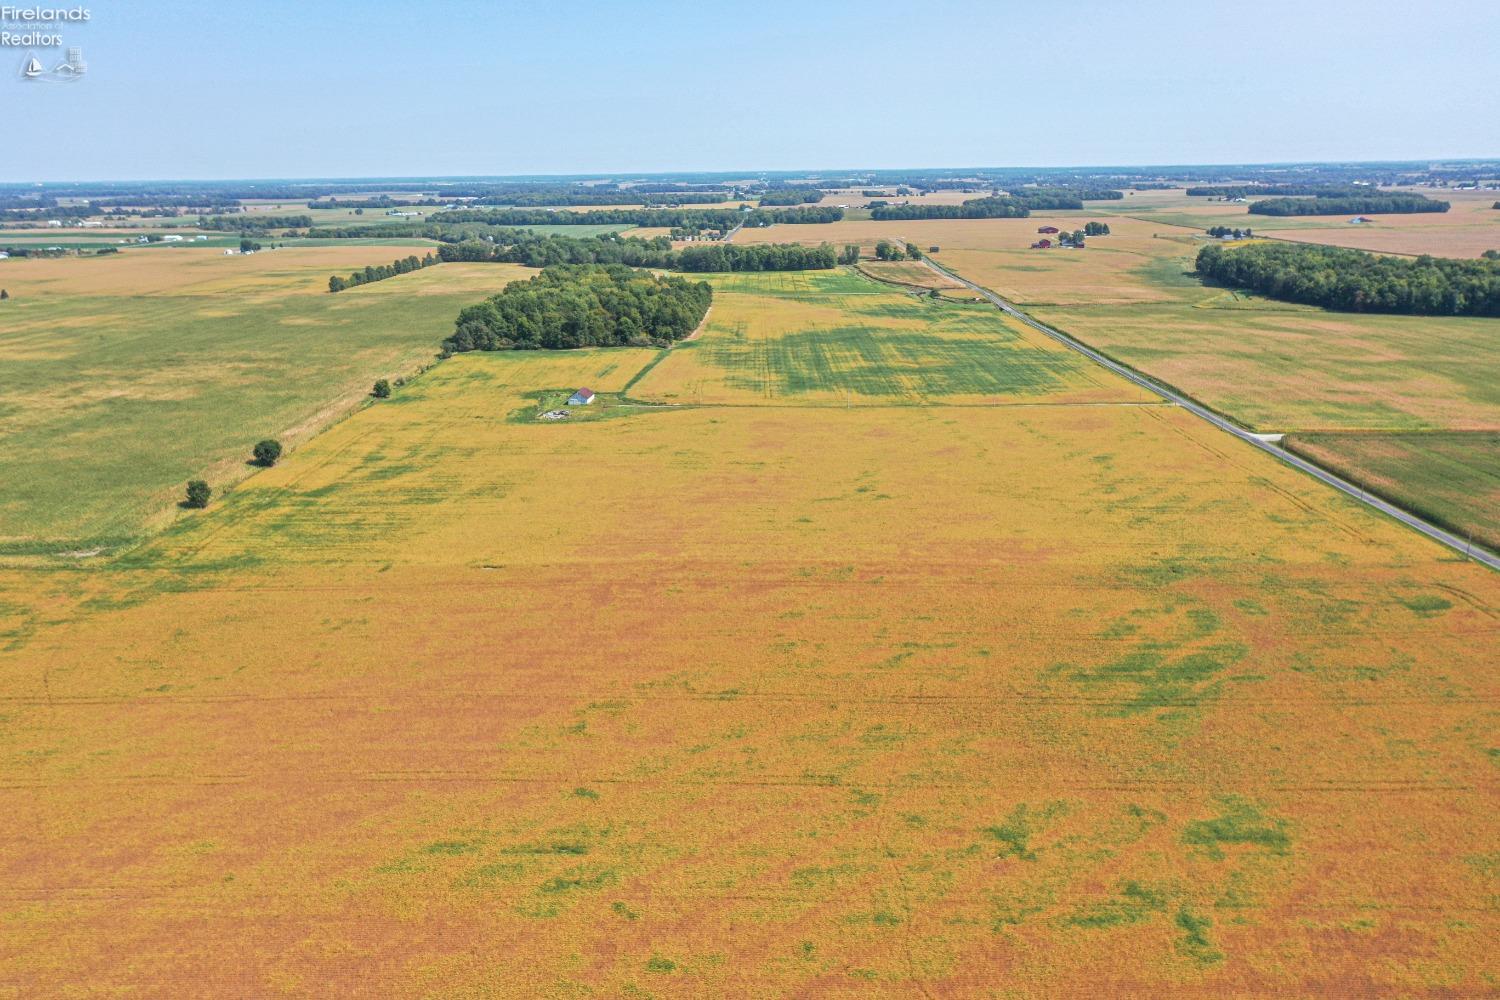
(920, 256, 1500, 570)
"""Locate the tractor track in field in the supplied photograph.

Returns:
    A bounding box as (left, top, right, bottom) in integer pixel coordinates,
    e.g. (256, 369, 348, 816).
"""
(919, 256, 1500, 571)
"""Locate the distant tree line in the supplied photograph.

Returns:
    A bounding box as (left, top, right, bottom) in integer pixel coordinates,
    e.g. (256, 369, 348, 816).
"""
(870, 186, 1124, 220)
(1084, 221, 1111, 236)
(1206, 225, 1252, 238)
(1187, 184, 1373, 198)
(0, 205, 94, 222)
(433, 229, 835, 273)
(676, 243, 835, 271)
(328, 253, 439, 292)
(1020, 185, 1124, 202)
(429, 205, 842, 231)
(1195, 242, 1500, 316)
(443, 264, 712, 353)
(439, 231, 677, 267)
(473, 188, 731, 207)
(1248, 194, 1449, 216)
(871, 197, 1030, 220)
(0, 245, 69, 257)
(307, 197, 420, 209)
(198, 214, 313, 232)
(757, 189, 823, 206)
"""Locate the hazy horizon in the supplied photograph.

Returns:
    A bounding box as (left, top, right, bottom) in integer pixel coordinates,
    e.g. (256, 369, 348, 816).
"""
(8, 0, 1498, 183)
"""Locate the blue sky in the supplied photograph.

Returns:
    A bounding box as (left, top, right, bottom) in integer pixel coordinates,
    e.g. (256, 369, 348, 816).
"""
(8, 0, 1498, 181)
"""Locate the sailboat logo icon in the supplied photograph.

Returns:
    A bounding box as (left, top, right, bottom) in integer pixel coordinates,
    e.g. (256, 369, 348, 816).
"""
(19, 49, 85, 83)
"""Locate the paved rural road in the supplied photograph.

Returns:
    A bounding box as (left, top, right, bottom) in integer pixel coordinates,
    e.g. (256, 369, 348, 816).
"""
(920, 256, 1500, 571)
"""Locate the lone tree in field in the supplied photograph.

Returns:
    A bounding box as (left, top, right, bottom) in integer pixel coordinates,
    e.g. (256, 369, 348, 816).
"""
(0, 289, 9, 300)
(252, 439, 283, 467)
(372, 378, 392, 398)
(184, 480, 211, 509)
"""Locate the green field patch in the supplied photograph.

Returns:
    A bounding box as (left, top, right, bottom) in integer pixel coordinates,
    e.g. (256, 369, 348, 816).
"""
(699, 326, 1076, 399)
(1184, 798, 1290, 860)
(1065, 880, 1168, 929)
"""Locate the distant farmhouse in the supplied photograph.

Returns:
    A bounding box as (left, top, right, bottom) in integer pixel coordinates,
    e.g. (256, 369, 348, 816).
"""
(567, 388, 596, 406)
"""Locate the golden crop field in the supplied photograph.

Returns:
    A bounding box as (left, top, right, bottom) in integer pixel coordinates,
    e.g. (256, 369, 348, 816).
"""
(2, 261, 1497, 995)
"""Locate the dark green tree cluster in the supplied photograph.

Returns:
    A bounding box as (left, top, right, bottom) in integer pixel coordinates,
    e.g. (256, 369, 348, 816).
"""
(1084, 221, 1111, 236)
(1206, 225, 1252, 238)
(1016, 186, 1123, 207)
(1248, 194, 1448, 216)
(198, 214, 312, 231)
(307, 196, 435, 209)
(183, 480, 211, 508)
(306, 223, 445, 239)
(757, 189, 823, 206)
(438, 231, 676, 267)
(869, 241, 925, 261)
(328, 253, 438, 292)
(676, 243, 835, 272)
(252, 439, 282, 466)
(467, 186, 730, 207)
(443, 265, 712, 353)
(838, 244, 860, 264)
(1187, 184, 1368, 198)
(1483, 249, 1500, 260)
(1195, 242, 1500, 316)
(871, 197, 1030, 220)
(432, 230, 831, 273)
(430, 205, 842, 231)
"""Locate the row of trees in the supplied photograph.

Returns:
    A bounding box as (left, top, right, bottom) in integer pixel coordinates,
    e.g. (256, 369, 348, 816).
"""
(1248, 194, 1448, 216)
(869, 186, 1124, 220)
(1195, 242, 1500, 316)
(432, 230, 835, 273)
(328, 253, 439, 292)
(873, 240, 922, 261)
(676, 243, 835, 272)
(1206, 225, 1253, 238)
(198, 214, 313, 231)
(443, 265, 713, 353)
(1084, 221, 1111, 236)
(429, 205, 843, 231)
(757, 189, 822, 206)
(439, 231, 676, 267)
(1187, 184, 1371, 198)
(871, 197, 1030, 220)
(1020, 186, 1124, 205)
